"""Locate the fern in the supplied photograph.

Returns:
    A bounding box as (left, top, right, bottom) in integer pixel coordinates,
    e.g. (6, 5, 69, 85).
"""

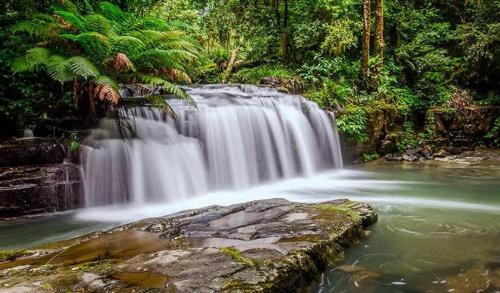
(83, 14, 112, 34)
(137, 74, 195, 106)
(53, 10, 86, 32)
(46, 55, 76, 82)
(66, 56, 100, 79)
(10, 0, 199, 111)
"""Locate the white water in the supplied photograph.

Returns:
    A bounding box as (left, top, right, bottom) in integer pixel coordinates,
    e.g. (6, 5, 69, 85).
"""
(81, 85, 343, 207)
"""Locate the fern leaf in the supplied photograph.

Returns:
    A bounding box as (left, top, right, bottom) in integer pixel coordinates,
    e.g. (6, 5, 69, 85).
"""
(83, 14, 112, 34)
(53, 10, 86, 32)
(137, 74, 195, 107)
(66, 56, 100, 79)
(110, 36, 145, 55)
(99, 2, 127, 23)
(46, 55, 76, 82)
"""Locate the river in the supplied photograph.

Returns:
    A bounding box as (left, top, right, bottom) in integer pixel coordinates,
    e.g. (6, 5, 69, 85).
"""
(1, 161, 499, 292)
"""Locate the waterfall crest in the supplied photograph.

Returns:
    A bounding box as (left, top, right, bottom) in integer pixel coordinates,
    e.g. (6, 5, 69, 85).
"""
(81, 85, 342, 206)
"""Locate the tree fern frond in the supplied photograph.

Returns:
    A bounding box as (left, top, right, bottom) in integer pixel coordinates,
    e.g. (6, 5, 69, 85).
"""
(110, 36, 145, 55)
(135, 49, 197, 70)
(93, 75, 120, 104)
(133, 17, 169, 31)
(11, 56, 34, 73)
(83, 14, 112, 34)
(46, 55, 76, 82)
(59, 0, 79, 14)
(11, 20, 57, 38)
(66, 56, 100, 79)
(53, 10, 86, 32)
(99, 2, 127, 23)
(94, 75, 119, 90)
(62, 32, 111, 59)
(145, 95, 177, 119)
(137, 74, 195, 107)
(107, 53, 135, 74)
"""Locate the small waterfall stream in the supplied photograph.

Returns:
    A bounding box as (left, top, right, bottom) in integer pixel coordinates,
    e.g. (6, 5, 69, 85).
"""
(81, 84, 342, 206)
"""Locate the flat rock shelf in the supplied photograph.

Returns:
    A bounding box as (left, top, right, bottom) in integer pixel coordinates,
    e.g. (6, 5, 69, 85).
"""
(0, 198, 377, 292)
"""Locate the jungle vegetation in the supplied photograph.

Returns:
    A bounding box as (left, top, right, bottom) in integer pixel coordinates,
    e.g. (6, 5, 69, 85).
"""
(0, 0, 498, 141)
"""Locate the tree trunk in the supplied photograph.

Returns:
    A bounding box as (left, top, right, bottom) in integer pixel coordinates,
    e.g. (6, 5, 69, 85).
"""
(360, 0, 371, 80)
(222, 49, 237, 83)
(374, 0, 384, 70)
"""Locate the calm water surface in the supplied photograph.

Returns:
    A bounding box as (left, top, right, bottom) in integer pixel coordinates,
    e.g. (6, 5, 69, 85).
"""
(1, 162, 499, 292)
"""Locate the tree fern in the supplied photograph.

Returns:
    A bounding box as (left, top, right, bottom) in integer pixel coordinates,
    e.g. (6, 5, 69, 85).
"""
(10, 0, 200, 118)
(83, 14, 112, 34)
(137, 74, 195, 106)
(62, 32, 111, 60)
(66, 56, 100, 79)
(53, 10, 86, 32)
(46, 55, 76, 82)
(11, 48, 51, 73)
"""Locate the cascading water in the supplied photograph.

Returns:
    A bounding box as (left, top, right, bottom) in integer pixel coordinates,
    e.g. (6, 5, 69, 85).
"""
(81, 84, 342, 207)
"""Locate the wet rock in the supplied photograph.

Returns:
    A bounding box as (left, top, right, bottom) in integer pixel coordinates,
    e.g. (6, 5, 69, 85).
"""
(434, 148, 448, 158)
(0, 198, 377, 292)
(0, 138, 65, 167)
(384, 154, 403, 162)
(402, 154, 419, 162)
(405, 147, 422, 157)
(0, 164, 83, 218)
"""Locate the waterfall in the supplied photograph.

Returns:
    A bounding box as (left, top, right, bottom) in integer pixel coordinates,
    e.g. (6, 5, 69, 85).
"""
(81, 84, 342, 207)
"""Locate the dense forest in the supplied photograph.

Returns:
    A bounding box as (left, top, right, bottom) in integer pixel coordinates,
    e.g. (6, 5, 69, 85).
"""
(1, 0, 498, 149)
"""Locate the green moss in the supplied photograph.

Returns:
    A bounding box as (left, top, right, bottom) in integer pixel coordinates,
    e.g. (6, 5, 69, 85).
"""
(313, 203, 361, 222)
(219, 247, 257, 267)
(278, 234, 322, 243)
(0, 249, 32, 262)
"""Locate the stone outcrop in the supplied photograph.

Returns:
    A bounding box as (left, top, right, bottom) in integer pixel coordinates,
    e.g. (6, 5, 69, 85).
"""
(428, 105, 500, 147)
(0, 138, 83, 218)
(340, 105, 499, 163)
(0, 198, 377, 292)
(0, 138, 66, 167)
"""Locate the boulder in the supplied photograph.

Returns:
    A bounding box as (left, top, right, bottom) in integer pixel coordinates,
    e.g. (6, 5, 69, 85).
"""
(0, 199, 377, 292)
(433, 148, 448, 158)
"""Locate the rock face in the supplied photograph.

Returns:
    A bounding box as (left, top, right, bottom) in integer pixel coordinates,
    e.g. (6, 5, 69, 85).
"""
(428, 106, 500, 147)
(0, 198, 377, 292)
(0, 138, 83, 218)
(340, 105, 499, 163)
(0, 138, 66, 167)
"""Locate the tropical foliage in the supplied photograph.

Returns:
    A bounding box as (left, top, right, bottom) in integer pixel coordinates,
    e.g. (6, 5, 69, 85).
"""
(0, 0, 498, 140)
(10, 1, 198, 124)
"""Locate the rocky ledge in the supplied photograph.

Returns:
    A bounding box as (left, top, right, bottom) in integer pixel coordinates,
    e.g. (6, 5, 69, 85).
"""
(0, 198, 376, 292)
